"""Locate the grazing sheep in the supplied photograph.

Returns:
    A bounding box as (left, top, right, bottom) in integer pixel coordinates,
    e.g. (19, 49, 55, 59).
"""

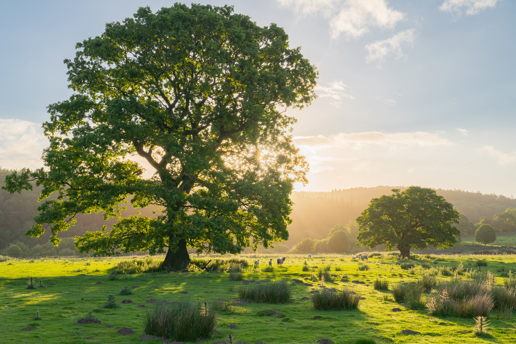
(268, 259, 273, 267)
(277, 257, 286, 266)
(358, 254, 368, 261)
(254, 260, 260, 266)
(308, 254, 312, 258)
(251, 255, 257, 258)
(352, 257, 356, 261)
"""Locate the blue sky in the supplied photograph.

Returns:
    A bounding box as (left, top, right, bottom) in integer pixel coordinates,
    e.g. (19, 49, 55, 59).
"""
(1, 0, 515, 196)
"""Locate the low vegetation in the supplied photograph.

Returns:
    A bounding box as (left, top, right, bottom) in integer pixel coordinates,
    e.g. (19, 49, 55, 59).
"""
(311, 289, 360, 311)
(238, 280, 291, 304)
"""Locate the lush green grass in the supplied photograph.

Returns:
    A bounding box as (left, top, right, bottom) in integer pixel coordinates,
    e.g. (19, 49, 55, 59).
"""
(2, 254, 516, 343)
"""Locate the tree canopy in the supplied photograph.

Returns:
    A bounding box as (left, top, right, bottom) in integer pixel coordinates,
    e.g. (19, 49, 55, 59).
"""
(356, 187, 460, 258)
(2, 4, 317, 269)
(475, 224, 496, 246)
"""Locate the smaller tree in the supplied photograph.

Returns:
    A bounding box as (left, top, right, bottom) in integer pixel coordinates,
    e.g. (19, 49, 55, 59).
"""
(356, 187, 460, 258)
(314, 240, 329, 253)
(291, 238, 316, 253)
(475, 224, 496, 246)
(326, 230, 349, 253)
(7, 245, 22, 258)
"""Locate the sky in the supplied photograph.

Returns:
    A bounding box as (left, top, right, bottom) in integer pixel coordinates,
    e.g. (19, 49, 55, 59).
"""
(1, 0, 515, 196)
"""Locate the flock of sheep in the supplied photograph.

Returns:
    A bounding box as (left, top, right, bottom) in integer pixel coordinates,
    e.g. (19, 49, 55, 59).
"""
(252, 254, 368, 268)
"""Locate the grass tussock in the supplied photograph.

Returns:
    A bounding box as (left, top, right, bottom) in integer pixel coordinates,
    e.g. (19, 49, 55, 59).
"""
(391, 283, 424, 309)
(358, 264, 370, 271)
(302, 265, 310, 272)
(373, 279, 389, 291)
(119, 286, 133, 295)
(229, 272, 243, 281)
(238, 280, 291, 304)
(262, 266, 274, 273)
(400, 262, 415, 270)
(317, 269, 333, 283)
(144, 301, 216, 342)
(110, 258, 162, 275)
(419, 275, 437, 293)
(311, 289, 360, 311)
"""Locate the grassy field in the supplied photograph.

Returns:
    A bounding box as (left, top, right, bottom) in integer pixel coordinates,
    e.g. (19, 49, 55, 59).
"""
(460, 232, 516, 247)
(1, 253, 516, 344)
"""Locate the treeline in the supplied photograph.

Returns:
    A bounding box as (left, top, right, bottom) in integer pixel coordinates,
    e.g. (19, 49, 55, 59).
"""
(2, 167, 516, 256)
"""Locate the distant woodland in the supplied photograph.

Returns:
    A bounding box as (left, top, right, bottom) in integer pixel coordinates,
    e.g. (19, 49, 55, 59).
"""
(2, 167, 516, 255)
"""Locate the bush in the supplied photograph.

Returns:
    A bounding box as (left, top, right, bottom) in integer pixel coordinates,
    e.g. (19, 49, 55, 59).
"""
(311, 289, 360, 311)
(144, 301, 216, 342)
(119, 286, 133, 295)
(491, 286, 516, 311)
(104, 294, 119, 309)
(238, 280, 291, 304)
(400, 262, 415, 270)
(476, 260, 488, 267)
(476, 225, 496, 246)
(358, 264, 370, 271)
(392, 283, 423, 309)
(427, 291, 493, 318)
(7, 245, 22, 258)
(263, 266, 274, 272)
(374, 279, 389, 291)
(419, 275, 437, 293)
(317, 269, 333, 283)
(59, 248, 76, 257)
(229, 272, 243, 281)
(302, 265, 310, 272)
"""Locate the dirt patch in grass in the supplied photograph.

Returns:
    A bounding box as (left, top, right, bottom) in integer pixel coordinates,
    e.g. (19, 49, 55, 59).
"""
(317, 339, 333, 344)
(179, 291, 188, 294)
(117, 327, 135, 335)
(270, 313, 283, 318)
(311, 316, 322, 320)
(151, 286, 158, 289)
(228, 324, 238, 329)
(401, 330, 421, 335)
(147, 299, 157, 303)
(104, 325, 114, 328)
(77, 318, 101, 324)
(22, 326, 37, 331)
(94, 281, 102, 285)
(138, 304, 148, 308)
(131, 286, 140, 289)
(392, 308, 402, 312)
(121, 299, 133, 304)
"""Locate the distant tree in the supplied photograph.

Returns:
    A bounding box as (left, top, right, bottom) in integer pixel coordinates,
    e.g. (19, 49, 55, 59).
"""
(7, 245, 22, 258)
(291, 238, 316, 253)
(475, 217, 493, 229)
(326, 230, 349, 253)
(273, 244, 290, 253)
(314, 239, 329, 253)
(475, 224, 496, 246)
(356, 187, 460, 258)
(2, 4, 317, 270)
(455, 213, 476, 235)
(492, 209, 516, 232)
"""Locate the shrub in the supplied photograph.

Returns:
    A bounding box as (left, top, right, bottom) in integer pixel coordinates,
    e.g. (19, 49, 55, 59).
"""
(144, 301, 216, 342)
(263, 266, 274, 273)
(400, 262, 415, 270)
(358, 265, 370, 271)
(119, 286, 133, 295)
(210, 299, 232, 313)
(491, 286, 516, 311)
(474, 316, 490, 335)
(302, 265, 310, 272)
(374, 279, 389, 291)
(476, 260, 488, 267)
(26, 277, 37, 290)
(419, 275, 437, 293)
(311, 289, 360, 311)
(110, 258, 162, 274)
(7, 245, 22, 258)
(317, 269, 333, 283)
(238, 280, 291, 304)
(104, 294, 119, 309)
(229, 272, 243, 281)
(420, 263, 431, 269)
(476, 225, 496, 246)
(391, 283, 423, 309)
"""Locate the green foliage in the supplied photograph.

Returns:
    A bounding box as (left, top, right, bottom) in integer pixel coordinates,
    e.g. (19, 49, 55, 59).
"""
(400, 262, 415, 270)
(326, 230, 349, 253)
(238, 281, 291, 304)
(144, 301, 216, 342)
(7, 245, 22, 258)
(311, 289, 360, 311)
(263, 266, 274, 273)
(391, 283, 424, 309)
(492, 208, 516, 232)
(302, 265, 310, 272)
(59, 248, 76, 257)
(455, 213, 477, 235)
(476, 260, 488, 267)
(419, 275, 437, 292)
(26, 277, 36, 290)
(314, 240, 329, 253)
(1, 3, 317, 270)
(374, 279, 389, 291)
(291, 238, 316, 253)
(358, 264, 370, 271)
(110, 258, 163, 274)
(104, 294, 119, 309)
(476, 225, 497, 246)
(474, 316, 490, 335)
(357, 187, 460, 258)
(229, 272, 243, 281)
(317, 269, 333, 283)
(119, 286, 133, 296)
(354, 339, 376, 344)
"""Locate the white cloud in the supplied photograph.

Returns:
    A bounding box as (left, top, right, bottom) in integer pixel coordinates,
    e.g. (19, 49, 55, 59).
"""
(0, 119, 48, 170)
(316, 81, 354, 108)
(295, 131, 451, 147)
(365, 29, 415, 65)
(440, 0, 500, 16)
(483, 145, 516, 166)
(457, 128, 468, 136)
(277, 0, 404, 39)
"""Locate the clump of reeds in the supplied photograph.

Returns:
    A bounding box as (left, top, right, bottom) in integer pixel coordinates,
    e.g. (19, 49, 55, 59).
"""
(311, 289, 360, 311)
(373, 279, 389, 291)
(229, 272, 243, 281)
(238, 280, 291, 304)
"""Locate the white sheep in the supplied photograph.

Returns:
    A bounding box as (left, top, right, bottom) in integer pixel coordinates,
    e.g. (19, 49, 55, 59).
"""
(277, 257, 286, 266)
(359, 254, 368, 261)
(254, 260, 260, 266)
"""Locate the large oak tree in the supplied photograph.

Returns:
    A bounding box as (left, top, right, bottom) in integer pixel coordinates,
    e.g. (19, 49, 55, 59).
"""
(3, 4, 317, 269)
(356, 187, 460, 258)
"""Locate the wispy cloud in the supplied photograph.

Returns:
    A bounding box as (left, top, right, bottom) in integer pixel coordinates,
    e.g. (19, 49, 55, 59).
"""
(457, 128, 468, 136)
(483, 145, 516, 166)
(277, 0, 404, 39)
(295, 131, 451, 147)
(315, 81, 354, 107)
(365, 29, 415, 65)
(440, 0, 500, 16)
(0, 119, 48, 170)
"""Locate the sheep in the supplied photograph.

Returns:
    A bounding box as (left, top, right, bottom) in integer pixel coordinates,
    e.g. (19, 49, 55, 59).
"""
(277, 257, 286, 266)
(251, 255, 257, 258)
(358, 254, 368, 261)
(254, 260, 260, 267)
(268, 259, 273, 267)
(308, 254, 312, 258)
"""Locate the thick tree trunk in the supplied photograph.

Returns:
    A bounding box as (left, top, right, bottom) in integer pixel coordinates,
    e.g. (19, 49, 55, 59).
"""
(397, 244, 411, 259)
(162, 238, 190, 271)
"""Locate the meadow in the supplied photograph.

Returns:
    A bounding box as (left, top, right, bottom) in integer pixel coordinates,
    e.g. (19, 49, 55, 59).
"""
(1, 253, 516, 344)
